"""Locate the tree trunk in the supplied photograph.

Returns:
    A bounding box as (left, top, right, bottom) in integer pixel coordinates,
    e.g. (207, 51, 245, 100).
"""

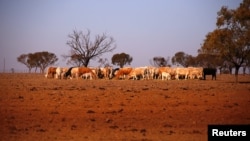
(83, 59, 90, 67)
(234, 65, 240, 83)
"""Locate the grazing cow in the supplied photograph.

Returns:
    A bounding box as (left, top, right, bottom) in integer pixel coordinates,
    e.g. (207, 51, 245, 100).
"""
(61, 67, 69, 78)
(78, 67, 97, 79)
(98, 66, 113, 79)
(158, 67, 176, 80)
(55, 67, 69, 79)
(106, 66, 114, 79)
(147, 66, 156, 79)
(81, 72, 93, 80)
(110, 68, 120, 79)
(45, 66, 57, 78)
(152, 67, 160, 79)
(203, 68, 217, 80)
(127, 67, 149, 80)
(188, 67, 203, 79)
(55, 67, 62, 79)
(64, 67, 77, 79)
(89, 67, 99, 78)
(175, 67, 189, 80)
(115, 67, 133, 79)
(161, 72, 171, 80)
(64, 67, 97, 79)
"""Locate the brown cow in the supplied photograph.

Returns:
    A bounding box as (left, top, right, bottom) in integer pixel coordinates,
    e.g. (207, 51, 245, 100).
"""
(115, 67, 133, 79)
(45, 66, 57, 78)
(64, 67, 97, 80)
(78, 67, 97, 79)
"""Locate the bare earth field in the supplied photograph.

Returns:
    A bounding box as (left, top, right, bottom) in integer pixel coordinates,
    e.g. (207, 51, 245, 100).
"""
(0, 73, 250, 141)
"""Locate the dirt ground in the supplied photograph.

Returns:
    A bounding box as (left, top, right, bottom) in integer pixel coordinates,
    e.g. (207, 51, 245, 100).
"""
(0, 73, 249, 141)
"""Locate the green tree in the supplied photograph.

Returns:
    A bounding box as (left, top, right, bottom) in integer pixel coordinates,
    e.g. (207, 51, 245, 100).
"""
(200, 0, 250, 82)
(111, 52, 133, 68)
(65, 29, 116, 67)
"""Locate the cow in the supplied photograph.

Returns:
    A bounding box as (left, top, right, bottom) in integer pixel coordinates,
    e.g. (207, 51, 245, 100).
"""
(64, 67, 97, 79)
(55, 67, 62, 79)
(152, 67, 160, 79)
(78, 67, 97, 79)
(64, 67, 78, 79)
(55, 67, 69, 79)
(188, 67, 203, 80)
(89, 67, 99, 78)
(61, 67, 69, 78)
(81, 72, 93, 80)
(45, 66, 57, 78)
(97, 66, 113, 79)
(203, 68, 217, 80)
(110, 68, 120, 79)
(175, 67, 189, 80)
(158, 67, 176, 80)
(161, 72, 171, 80)
(147, 66, 157, 79)
(115, 67, 133, 80)
(127, 66, 149, 80)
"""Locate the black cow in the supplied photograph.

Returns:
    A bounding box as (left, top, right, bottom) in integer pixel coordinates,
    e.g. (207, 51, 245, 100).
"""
(203, 68, 217, 80)
(64, 67, 74, 78)
(110, 68, 120, 79)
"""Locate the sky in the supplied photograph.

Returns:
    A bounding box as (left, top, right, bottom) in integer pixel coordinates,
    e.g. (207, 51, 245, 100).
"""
(0, 0, 241, 72)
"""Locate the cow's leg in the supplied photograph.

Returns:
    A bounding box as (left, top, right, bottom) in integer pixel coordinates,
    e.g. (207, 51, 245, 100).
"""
(76, 73, 79, 80)
(185, 74, 188, 80)
(175, 74, 179, 80)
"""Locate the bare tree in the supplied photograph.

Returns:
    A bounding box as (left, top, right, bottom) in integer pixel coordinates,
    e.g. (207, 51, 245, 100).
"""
(65, 29, 116, 67)
(98, 58, 110, 67)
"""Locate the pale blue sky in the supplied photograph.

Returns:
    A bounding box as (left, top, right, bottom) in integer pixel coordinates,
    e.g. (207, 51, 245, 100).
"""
(0, 0, 241, 72)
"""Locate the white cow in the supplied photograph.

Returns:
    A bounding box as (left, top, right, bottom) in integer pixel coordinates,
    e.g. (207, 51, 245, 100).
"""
(81, 72, 93, 80)
(55, 67, 62, 79)
(175, 67, 189, 80)
(161, 72, 171, 80)
(127, 66, 149, 80)
(55, 67, 69, 79)
(188, 67, 203, 79)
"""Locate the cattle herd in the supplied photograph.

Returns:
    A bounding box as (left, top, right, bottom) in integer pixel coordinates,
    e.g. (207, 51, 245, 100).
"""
(45, 66, 217, 80)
